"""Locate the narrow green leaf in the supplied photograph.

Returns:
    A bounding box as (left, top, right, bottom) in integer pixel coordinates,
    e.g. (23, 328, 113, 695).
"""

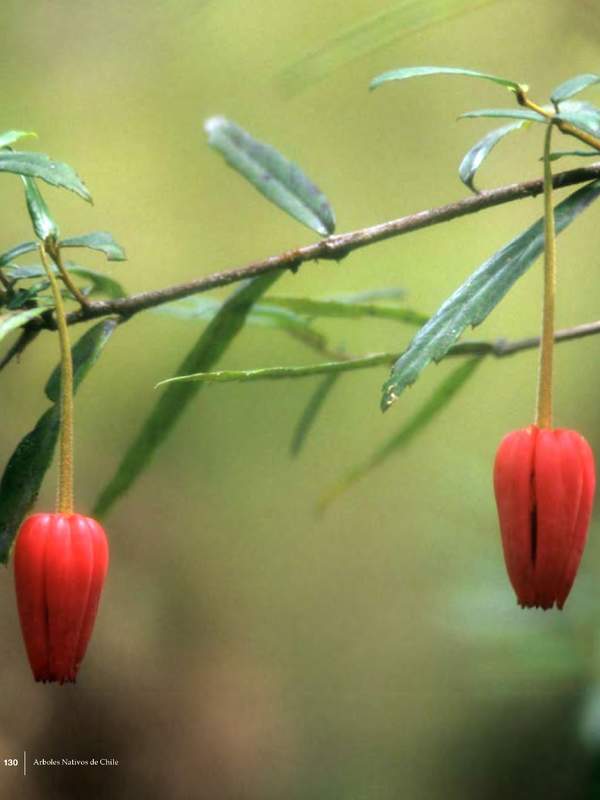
(262, 296, 428, 325)
(547, 150, 599, 162)
(66, 265, 125, 299)
(0, 307, 49, 343)
(0, 408, 58, 564)
(556, 107, 600, 140)
(205, 116, 335, 236)
(0, 233, 126, 268)
(459, 122, 526, 191)
(0, 130, 36, 148)
(158, 297, 328, 351)
(381, 179, 600, 410)
(329, 287, 406, 303)
(93, 273, 281, 518)
(551, 74, 600, 104)
(157, 297, 245, 321)
(22, 176, 60, 241)
(558, 100, 599, 113)
(0, 240, 37, 268)
(60, 231, 127, 261)
(321, 358, 481, 509)
(459, 108, 546, 122)
(290, 372, 339, 457)
(461, 101, 590, 129)
(370, 66, 521, 92)
(280, 0, 498, 95)
(2, 266, 41, 281)
(0, 150, 92, 202)
(156, 351, 398, 387)
(4, 262, 125, 300)
(0, 319, 117, 563)
(251, 305, 325, 345)
(5, 281, 50, 310)
(161, 296, 303, 327)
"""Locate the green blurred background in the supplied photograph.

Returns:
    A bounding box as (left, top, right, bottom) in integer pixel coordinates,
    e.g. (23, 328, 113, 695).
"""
(2, 1, 600, 797)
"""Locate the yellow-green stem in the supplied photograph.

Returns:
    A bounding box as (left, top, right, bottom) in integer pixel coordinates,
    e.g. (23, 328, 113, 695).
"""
(40, 244, 74, 513)
(517, 90, 600, 152)
(46, 240, 89, 308)
(535, 123, 556, 429)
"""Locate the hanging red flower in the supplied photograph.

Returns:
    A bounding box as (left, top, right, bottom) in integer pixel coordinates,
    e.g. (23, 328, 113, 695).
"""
(14, 512, 109, 683)
(494, 424, 595, 609)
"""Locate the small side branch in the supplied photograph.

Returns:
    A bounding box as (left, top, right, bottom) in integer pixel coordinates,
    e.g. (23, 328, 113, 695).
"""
(155, 320, 600, 386)
(445, 320, 600, 358)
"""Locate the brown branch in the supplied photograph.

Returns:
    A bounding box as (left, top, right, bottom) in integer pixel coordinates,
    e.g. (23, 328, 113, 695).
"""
(60, 160, 600, 327)
(5, 160, 599, 368)
(2, 161, 599, 370)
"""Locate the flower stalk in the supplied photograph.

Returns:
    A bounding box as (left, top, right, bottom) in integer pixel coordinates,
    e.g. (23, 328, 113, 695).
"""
(535, 122, 557, 429)
(39, 243, 74, 514)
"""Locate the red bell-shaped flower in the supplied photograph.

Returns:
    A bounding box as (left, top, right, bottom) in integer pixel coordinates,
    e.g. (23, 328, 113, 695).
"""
(494, 425, 595, 609)
(14, 513, 109, 683)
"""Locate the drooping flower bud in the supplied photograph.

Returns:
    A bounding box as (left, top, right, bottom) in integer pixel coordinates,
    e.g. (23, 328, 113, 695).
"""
(14, 513, 109, 683)
(493, 425, 595, 609)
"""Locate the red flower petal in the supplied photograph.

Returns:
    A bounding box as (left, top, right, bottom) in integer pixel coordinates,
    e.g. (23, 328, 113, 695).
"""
(494, 426, 595, 610)
(555, 431, 595, 608)
(73, 515, 109, 674)
(14, 514, 52, 681)
(14, 512, 109, 683)
(534, 429, 583, 608)
(493, 426, 537, 607)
